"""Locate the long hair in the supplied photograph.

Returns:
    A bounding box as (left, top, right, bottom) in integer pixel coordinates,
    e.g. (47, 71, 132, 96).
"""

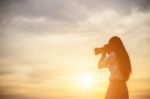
(108, 36, 132, 81)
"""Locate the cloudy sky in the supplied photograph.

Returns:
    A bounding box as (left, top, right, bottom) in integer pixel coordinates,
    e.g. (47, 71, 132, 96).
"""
(0, 0, 150, 99)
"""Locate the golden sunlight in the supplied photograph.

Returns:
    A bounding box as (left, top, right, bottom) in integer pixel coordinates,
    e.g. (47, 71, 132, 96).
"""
(73, 73, 96, 90)
(79, 73, 94, 88)
(73, 71, 109, 90)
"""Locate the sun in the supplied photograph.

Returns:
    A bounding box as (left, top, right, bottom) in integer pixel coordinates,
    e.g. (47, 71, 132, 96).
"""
(74, 72, 108, 90)
(78, 73, 95, 89)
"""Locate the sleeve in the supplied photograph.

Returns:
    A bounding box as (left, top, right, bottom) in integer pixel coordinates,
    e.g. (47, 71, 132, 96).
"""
(98, 52, 116, 69)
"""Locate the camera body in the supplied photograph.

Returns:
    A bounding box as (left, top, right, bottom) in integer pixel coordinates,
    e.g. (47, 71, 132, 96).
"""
(94, 44, 108, 55)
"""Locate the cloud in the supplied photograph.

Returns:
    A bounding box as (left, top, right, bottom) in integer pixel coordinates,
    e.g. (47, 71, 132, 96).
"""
(0, 0, 89, 24)
(77, 0, 150, 13)
(0, 0, 150, 25)
(0, 0, 150, 35)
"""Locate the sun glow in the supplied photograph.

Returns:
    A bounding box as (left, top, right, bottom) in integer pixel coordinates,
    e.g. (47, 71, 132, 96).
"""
(77, 73, 96, 89)
(74, 71, 109, 90)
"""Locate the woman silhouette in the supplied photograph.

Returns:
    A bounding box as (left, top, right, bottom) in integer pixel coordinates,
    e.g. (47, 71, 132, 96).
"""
(94, 36, 132, 99)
